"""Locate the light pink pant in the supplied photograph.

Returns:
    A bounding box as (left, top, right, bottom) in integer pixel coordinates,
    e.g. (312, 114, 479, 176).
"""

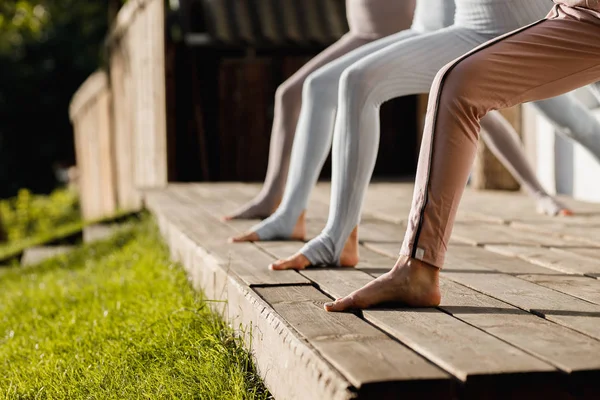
(401, 4, 600, 268)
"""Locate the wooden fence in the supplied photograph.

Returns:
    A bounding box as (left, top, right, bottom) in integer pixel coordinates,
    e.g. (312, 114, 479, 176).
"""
(69, 71, 117, 220)
(70, 0, 166, 219)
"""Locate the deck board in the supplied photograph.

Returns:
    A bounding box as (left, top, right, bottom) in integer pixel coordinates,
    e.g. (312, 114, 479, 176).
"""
(144, 183, 600, 399)
(256, 285, 452, 397)
(450, 222, 587, 247)
(145, 192, 309, 286)
(485, 245, 600, 278)
(297, 270, 556, 383)
(357, 245, 600, 389)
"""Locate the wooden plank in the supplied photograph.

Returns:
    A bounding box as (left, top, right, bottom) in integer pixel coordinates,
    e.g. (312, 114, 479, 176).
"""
(257, 240, 560, 387)
(442, 251, 600, 341)
(359, 246, 600, 395)
(296, 269, 559, 395)
(458, 192, 549, 223)
(450, 221, 580, 247)
(146, 191, 309, 286)
(555, 247, 599, 259)
(457, 190, 600, 224)
(511, 221, 600, 247)
(257, 240, 569, 393)
(355, 241, 600, 391)
(226, 278, 356, 400)
(358, 220, 406, 244)
(183, 184, 327, 236)
(486, 244, 600, 278)
(445, 245, 568, 276)
(361, 190, 414, 216)
(359, 218, 466, 248)
(516, 274, 600, 305)
(174, 210, 310, 286)
(446, 245, 600, 305)
(440, 279, 600, 378)
(256, 286, 453, 398)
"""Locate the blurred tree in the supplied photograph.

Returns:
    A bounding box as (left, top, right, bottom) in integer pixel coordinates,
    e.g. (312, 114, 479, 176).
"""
(0, 0, 126, 198)
(0, 213, 6, 243)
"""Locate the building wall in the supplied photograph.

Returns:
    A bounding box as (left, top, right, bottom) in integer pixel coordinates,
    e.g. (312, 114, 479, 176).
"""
(528, 88, 600, 203)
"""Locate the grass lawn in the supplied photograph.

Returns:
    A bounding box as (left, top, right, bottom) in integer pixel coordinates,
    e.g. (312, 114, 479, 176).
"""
(0, 189, 83, 263)
(0, 215, 269, 399)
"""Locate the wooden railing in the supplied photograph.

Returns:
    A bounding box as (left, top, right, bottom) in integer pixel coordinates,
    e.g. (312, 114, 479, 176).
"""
(69, 0, 166, 219)
(69, 71, 117, 220)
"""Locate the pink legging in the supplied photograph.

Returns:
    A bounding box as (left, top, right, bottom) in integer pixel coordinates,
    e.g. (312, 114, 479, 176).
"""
(401, 4, 600, 268)
(226, 0, 416, 219)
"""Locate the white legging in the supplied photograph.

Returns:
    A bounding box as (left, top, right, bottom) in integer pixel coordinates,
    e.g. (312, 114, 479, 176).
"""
(250, 0, 600, 265)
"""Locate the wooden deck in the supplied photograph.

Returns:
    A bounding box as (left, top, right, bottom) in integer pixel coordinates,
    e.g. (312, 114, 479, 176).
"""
(144, 183, 600, 400)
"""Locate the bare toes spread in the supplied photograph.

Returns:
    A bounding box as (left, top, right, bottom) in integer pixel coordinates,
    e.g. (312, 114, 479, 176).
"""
(269, 253, 311, 270)
(229, 231, 259, 243)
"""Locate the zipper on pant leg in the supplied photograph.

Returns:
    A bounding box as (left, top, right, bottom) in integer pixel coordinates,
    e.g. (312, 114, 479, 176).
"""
(411, 19, 547, 259)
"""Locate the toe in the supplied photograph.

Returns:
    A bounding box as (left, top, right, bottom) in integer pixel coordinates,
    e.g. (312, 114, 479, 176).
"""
(269, 254, 309, 270)
(324, 296, 357, 312)
(269, 260, 297, 270)
(559, 209, 574, 217)
(229, 232, 259, 243)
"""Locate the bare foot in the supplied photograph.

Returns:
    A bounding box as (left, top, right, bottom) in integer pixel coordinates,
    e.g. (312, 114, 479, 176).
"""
(269, 227, 360, 270)
(222, 198, 282, 221)
(536, 196, 573, 217)
(228, 211, 306, 243)
(558, 209, 574, 217)
(324, 256, 441, 312)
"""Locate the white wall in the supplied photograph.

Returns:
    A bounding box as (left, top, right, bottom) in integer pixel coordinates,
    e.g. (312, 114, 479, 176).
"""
(530, 91, 600, 203)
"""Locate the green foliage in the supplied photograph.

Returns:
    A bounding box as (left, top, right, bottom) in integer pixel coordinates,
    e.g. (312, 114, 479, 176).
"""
(0, 0, 110, 196)
(0, 1, 50, 53)
(0, 188, 80, 242)
(0, 217, 270, 399)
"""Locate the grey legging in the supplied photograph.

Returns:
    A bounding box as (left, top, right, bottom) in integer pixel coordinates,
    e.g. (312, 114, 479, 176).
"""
(249, 0, 600, 266)
(225, 0, 417, 219)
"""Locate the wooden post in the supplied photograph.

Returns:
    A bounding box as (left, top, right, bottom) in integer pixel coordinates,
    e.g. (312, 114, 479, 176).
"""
(69, 71, 118, 220)
(471, 106, 522, 191)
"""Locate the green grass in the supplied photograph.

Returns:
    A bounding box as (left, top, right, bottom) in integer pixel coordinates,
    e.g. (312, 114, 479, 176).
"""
(0, 188, 81, 243)
(0, 209, 137, 264)
(0, 216, 269, 399)
(0, 188, 83, 263)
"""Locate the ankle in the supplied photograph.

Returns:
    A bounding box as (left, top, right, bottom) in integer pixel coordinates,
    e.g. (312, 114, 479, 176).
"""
(397, 256, 440, 282)
(270, 197, 282, 214)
